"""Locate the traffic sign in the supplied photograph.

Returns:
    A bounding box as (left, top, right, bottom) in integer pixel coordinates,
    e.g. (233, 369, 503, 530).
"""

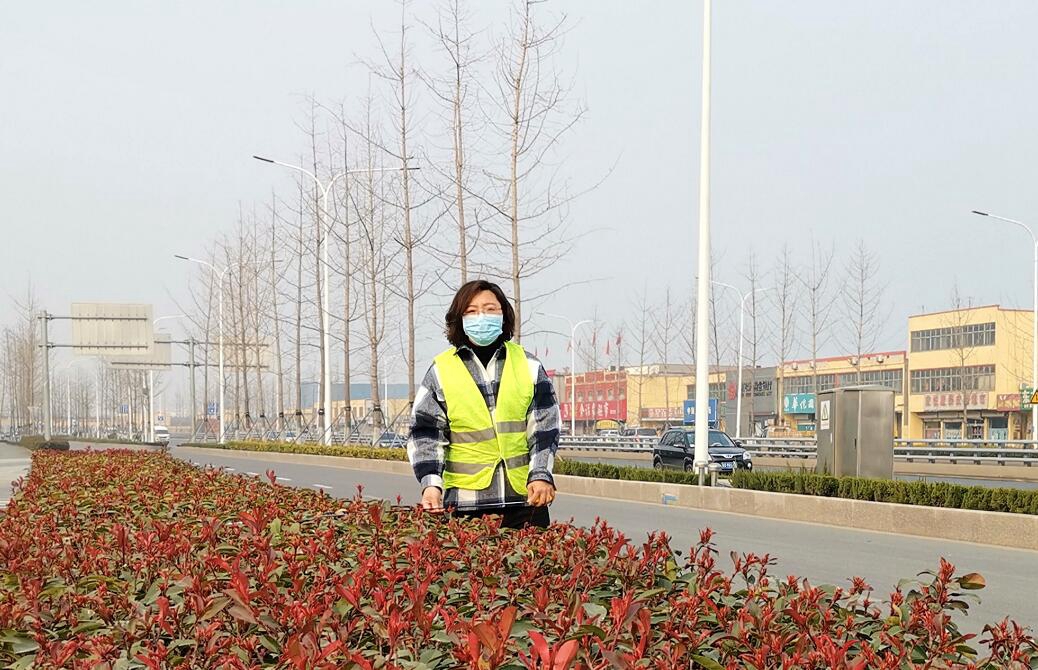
(682, 399, 718, 426)
(1030, 390, 1038, 406)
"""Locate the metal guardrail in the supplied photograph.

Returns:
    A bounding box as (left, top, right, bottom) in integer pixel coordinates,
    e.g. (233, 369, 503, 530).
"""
(556, 435, 1038, 467)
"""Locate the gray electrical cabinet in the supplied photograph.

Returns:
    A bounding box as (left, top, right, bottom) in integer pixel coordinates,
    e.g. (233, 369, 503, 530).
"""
(815, 386, 895, 479)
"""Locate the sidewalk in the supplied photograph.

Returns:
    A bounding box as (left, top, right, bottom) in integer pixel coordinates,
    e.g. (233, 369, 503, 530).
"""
(0, 443, 31, 508)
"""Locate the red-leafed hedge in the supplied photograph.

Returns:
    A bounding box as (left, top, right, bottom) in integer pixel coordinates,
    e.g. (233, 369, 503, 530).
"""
(0, 451, 1035, 669)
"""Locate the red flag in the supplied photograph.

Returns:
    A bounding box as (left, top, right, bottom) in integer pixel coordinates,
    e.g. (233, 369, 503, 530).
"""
(605, 341, 611, 356)
(592, 332, 597, 346)
(616, 333, 622, 346)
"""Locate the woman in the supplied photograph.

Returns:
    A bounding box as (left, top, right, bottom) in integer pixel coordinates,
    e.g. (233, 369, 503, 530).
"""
(407, 280, 560, 529)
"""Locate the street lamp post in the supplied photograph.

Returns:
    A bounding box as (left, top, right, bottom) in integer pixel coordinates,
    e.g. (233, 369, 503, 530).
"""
(972, 210, 1038, 441)
(545, 313, 591, 436)
(712, 281, 770, 439)
(692, 0, 713, 484)
(175, 256, 229, 444)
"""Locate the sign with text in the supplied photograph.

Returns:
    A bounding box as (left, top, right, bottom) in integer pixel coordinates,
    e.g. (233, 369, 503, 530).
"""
(640, 406, 683, 421)
(922, 392, 989, 411)
(996, 394, 1022, 412)
(560, 400, 626, 422)
(682, 399, 718, 425)
(783, 393, 816, 414)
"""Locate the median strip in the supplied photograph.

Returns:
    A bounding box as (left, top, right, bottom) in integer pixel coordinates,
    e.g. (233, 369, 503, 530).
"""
(181, 441, 1038, 551)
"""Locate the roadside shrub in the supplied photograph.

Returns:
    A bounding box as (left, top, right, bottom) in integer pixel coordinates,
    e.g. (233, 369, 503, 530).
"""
(1, 450, 1034, 668)
(187, 440, 410, 461)
(18, 435, 70, 451)
(730, 469, 1038, 516)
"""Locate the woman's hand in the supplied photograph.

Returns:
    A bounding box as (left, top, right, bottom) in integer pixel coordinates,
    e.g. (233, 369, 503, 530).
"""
(526, 480, 556, 507)
(421, 486, 444, 512)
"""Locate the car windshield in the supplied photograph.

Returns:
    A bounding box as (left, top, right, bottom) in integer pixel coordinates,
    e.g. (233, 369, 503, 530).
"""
(707, 430, 734, 447)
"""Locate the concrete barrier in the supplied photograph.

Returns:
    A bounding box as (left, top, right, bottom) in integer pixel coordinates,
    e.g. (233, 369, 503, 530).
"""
(180, 446, 1038, 551)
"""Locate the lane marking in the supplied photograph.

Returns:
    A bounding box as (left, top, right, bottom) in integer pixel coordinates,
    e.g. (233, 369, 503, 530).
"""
(246, 471, 260, 476)
(276, 477, 292, 482)
(313, 484, 333, 490)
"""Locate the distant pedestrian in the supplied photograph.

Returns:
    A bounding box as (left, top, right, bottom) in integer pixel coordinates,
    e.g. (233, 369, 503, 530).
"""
(407, 280, 560, 529)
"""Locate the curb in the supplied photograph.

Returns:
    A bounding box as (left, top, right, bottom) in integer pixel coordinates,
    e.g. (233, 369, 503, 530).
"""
(179, 446, 1038, 552)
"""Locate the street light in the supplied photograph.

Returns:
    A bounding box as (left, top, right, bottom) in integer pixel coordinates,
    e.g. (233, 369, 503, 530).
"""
(692, 0, 714, 484)
(972, 210, 1037, 441)
(253, 155, 418, 445)
(544, 313, 591, 436)
(175, 255, 230, 444)
(712, 281, 770, 439)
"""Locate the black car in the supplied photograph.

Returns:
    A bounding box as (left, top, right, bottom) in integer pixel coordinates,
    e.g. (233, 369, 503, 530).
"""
(652, 427, 752, 473)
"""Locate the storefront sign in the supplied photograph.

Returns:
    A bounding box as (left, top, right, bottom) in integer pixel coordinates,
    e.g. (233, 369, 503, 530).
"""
(783, 393, 815, 414)
(996, 394, 1022, 412)
(682, 399, 718, 425)
(561, 400, 626, 422)
(640, 406, 683, 421)
(922, 392, 989, 411)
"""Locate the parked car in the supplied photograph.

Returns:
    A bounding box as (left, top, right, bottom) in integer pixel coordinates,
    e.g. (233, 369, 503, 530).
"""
(620, 427, 658, 438)
(652, 427, 752, 473)
(377, 432, 407, 447)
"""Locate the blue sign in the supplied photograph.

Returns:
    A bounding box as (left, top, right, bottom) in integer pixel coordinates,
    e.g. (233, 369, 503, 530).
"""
(783, 393, 816, 414)
(118, 404, 129, 415)
(683, 399, 718, 426)
(207, 402, 219, 417)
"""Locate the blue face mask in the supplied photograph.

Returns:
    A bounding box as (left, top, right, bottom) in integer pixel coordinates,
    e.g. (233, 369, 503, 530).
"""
(463, 314, 504, 347)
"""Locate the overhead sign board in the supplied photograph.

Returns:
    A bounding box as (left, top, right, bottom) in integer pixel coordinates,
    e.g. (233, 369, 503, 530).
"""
(72, 303, 153, 355)
(108, 334, 172, 370)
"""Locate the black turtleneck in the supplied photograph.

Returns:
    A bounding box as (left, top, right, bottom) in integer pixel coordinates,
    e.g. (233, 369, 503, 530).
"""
(469, 336, 504, 370)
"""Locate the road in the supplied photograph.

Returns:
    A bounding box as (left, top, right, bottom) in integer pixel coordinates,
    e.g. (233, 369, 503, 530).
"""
(0, 443, 31, 507)
(173, 446, 1036, 635)
(570, 455, 1038, 490)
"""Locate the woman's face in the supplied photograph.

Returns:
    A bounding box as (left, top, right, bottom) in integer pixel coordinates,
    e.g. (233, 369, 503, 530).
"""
(464, 290, 503, 317)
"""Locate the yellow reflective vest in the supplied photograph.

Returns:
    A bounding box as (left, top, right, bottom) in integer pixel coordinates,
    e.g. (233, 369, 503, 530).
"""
(434, 341, 533, 494)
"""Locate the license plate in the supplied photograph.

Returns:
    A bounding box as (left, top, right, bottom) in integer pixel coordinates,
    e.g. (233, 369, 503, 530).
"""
(720, 462, 734, 471)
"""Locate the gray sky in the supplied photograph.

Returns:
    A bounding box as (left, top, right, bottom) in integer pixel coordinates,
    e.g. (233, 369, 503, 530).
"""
(3, 1, 1038, 383)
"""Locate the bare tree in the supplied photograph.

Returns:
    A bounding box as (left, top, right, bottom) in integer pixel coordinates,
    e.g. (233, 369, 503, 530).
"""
(421, 0, 485, 283)
(798, 239, 835, 401)
(944, 283, 978, 433)
(743, 252, 770, 434)
(478, 0, 586, 340)
(771, 245, 799, 429)
(628, 286, 652, 427)
(841, 240, 888, 383)
(651, 287, 679, 426)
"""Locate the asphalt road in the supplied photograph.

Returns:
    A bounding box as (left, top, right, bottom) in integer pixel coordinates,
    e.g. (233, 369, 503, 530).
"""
(0, 443, 31, 507)
(173, 446, 1037, 635)
(570, 455, 1038, 490)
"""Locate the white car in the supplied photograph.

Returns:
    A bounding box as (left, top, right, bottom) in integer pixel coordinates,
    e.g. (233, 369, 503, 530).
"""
(153, 426, 170, 446)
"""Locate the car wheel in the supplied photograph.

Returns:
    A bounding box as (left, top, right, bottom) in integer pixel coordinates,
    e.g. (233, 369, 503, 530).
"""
(653, 457, 663, 470)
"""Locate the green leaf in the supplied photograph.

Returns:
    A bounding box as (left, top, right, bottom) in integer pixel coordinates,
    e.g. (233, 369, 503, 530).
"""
(581, 602, 607, 620)
(1, 633, 39, 655)
(690, 653, 725, 670)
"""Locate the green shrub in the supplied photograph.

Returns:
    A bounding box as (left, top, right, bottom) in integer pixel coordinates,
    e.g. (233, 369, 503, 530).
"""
(185, 440, 410, 462)
(729, 468, 1038, 516)
(18, 435, 70, 451)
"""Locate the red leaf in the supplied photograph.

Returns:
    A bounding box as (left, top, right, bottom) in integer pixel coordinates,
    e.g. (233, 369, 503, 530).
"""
(554, 639, 580, 669)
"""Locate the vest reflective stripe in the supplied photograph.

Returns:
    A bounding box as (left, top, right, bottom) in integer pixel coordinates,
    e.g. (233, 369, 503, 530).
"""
(435, 341, 533, 494)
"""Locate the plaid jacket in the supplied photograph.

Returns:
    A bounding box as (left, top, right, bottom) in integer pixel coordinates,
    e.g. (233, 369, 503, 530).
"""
(406, 342, 560, 510)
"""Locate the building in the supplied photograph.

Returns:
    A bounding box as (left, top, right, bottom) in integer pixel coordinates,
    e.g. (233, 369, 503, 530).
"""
(905, 305, 1032, 440)
(778, 351, 907, 436)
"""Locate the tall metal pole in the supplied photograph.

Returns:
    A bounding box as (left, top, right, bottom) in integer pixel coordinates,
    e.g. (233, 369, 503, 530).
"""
(95, 361, 101, 438)
(148, 370, 155, 443)
(735, 297, 747, 439)
(693, 0, 713, 484)
(66, 371, 72, 435)
(971, 211, 1038, 442)
(189, 337, 198, 438)
(41, 311, 52, 441)
(218, 275, 226, 444)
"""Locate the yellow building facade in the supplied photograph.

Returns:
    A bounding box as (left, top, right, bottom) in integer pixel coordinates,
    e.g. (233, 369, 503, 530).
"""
(778, 351, 907, 435)
(905, 305, 1032, 440)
